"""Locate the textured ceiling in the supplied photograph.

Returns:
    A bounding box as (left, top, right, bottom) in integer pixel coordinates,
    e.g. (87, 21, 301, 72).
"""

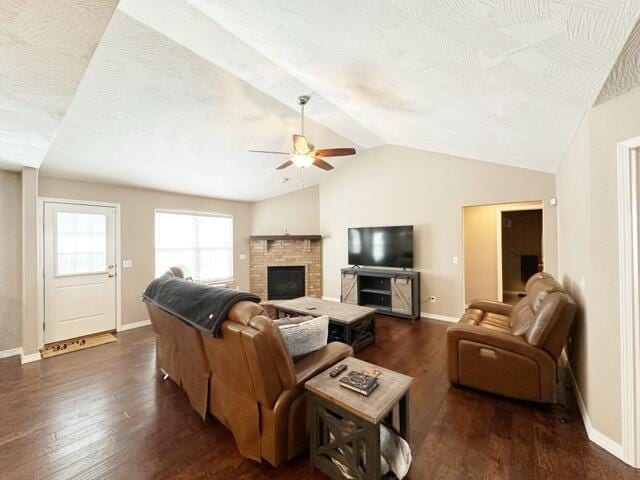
(6, 0, 640, 200)
(40, 11, 357, 202)
(0, 0, 118, 170)
(596, 17, 640, 105)
(186, 0, 640, 172)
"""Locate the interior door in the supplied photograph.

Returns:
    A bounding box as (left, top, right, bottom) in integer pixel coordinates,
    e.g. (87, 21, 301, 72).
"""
(44, 202, 117, 343)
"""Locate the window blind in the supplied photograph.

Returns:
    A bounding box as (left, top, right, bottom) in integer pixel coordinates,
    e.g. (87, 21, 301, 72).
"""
(155, 211, 233, 282)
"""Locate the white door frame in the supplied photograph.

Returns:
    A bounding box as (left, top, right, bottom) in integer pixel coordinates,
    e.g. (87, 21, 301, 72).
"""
(37, 197, 122, 350)
(617, 136, 640, 468)
(496, 203, 543, 302)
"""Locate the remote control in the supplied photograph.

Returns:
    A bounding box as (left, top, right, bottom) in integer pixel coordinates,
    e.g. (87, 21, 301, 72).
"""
(329, 364, 348, 378)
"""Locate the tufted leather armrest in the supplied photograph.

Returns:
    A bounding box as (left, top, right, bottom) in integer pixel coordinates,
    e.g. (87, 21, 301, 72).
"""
(468, 299, 513, 317)
(294, 342, 354, 384)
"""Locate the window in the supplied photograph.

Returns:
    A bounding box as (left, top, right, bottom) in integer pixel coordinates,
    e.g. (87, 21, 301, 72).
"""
(155, 211, 233, 282)
(56, 212, 107, 276)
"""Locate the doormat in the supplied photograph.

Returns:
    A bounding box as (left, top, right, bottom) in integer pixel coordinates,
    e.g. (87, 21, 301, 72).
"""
(41, 332, 117, 358)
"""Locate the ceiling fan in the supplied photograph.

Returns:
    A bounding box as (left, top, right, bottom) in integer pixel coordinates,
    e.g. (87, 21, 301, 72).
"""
(249, 95, 356, 171)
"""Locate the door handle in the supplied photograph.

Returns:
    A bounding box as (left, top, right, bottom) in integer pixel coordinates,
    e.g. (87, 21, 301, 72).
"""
(108, 273, 115, 278)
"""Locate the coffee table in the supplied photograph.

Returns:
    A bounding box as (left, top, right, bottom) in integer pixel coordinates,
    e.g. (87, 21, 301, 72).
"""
(305, 357, 412, 480)
(271, 297, 376, 352)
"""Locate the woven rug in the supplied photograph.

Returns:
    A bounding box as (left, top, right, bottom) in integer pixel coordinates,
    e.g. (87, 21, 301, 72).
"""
(41, 332, 117, 358)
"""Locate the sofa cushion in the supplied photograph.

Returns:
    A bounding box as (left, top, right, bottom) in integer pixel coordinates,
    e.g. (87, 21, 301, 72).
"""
(460, 309, 483, 325)
(510, 298, 535, 336)
(276, 315, 329, 358)
(527, 277, 563, 313)
(478, 312, 511, 333)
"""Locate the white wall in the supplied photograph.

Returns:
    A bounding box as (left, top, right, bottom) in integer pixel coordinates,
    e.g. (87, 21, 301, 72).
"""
(251, 185, 319, 235)
(557, 85, 640, 445)
(319, 145, 556, 317)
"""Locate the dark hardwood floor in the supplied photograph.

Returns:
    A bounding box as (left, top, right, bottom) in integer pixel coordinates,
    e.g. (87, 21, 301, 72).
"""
(1, 316, 637, 479)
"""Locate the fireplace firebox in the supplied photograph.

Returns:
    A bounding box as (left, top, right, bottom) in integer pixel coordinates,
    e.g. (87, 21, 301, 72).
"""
(268, 266, 305, 300)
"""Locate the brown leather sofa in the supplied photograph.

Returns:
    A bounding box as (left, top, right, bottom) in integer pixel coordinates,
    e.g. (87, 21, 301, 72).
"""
(145, 268, 353, 466)
(447, 272, 576, 403)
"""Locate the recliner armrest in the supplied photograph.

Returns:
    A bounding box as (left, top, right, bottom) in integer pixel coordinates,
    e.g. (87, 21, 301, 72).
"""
(294, 342, 353, 385)
(468, 299, 513, 317)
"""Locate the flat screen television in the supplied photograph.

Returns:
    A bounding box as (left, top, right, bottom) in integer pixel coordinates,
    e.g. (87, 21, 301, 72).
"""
(348, 225, 413, 269)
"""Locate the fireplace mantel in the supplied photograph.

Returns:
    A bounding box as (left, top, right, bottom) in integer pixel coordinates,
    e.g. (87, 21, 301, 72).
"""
(249, 235, 322, 241)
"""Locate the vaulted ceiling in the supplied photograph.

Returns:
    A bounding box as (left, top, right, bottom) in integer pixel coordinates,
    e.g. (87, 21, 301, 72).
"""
(2, 0, 639, 201)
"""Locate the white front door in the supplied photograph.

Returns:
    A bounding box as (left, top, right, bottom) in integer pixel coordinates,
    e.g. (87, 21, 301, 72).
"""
(44, 202, 117, 343)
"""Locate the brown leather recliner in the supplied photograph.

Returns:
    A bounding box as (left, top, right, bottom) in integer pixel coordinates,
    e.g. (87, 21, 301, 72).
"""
(147, 266, 210, 419)
(447, 272, 576, 403)
(201, 304, 353, 466)
(145, 268, 353, 466)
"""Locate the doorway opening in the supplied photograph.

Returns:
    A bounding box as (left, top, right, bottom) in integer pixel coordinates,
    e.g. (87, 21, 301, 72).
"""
(463, 201, 543, 308)
(498, 207, 543, 304)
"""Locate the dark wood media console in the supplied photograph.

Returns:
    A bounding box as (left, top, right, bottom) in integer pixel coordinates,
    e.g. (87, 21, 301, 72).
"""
(340, 267, 420, 319)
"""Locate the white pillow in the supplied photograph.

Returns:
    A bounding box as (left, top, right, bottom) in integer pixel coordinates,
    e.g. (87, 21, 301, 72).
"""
(276, 315, 329, 357)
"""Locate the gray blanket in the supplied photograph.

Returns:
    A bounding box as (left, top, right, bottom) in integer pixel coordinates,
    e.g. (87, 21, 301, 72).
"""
(142, 275, 261, 337)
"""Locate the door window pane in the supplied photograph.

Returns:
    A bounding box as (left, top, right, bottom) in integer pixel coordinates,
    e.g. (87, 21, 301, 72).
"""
(56, 212, 107, 275)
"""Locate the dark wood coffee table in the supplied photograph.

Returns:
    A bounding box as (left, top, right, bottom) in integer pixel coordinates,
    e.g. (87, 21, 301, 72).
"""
(271, 296, 376, 352)
(305, 357, 412, 479)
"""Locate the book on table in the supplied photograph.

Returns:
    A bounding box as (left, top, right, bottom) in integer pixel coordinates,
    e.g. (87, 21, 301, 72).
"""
(339, 370, 379, 396)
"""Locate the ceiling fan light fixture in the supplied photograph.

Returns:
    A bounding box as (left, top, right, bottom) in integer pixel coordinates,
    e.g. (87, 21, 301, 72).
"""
(291, 154, 313, 168)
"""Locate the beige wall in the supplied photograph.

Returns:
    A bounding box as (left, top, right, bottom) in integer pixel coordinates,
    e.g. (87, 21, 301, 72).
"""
(463, 201, 542, 304)
(251, 185, 319, 235)
(39, 176, 253, 328)
(557, 85, 640, 444)
(22, 167, 39, 355)
(0, 170, 22, 351)
(319, 145, 557, 318)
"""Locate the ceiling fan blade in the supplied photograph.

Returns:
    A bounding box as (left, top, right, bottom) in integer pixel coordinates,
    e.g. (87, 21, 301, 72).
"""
(249, 150, 290, 155)
(293, 134, 310, 154)
(313, 148, 356, 157)
(313, 158, 334, 171)
(276, 160, 293, 170)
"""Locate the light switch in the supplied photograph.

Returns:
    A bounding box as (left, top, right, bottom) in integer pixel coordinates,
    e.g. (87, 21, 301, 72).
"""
(122, 260, 133, 268)
(239, 254, 247, 260)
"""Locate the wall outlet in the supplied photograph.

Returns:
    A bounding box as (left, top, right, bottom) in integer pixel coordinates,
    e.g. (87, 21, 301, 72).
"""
(452, 256, 459, 264)
(122, 260, 133, 268)
(430, 296, 436, 303)
(239, 254, 247, 260)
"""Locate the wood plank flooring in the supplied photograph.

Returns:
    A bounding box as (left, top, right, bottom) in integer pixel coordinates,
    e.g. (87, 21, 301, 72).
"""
(0, 316, 637, 479)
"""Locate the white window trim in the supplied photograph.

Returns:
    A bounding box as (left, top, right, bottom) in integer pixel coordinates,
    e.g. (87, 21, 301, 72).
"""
(154, 209, 235, 283)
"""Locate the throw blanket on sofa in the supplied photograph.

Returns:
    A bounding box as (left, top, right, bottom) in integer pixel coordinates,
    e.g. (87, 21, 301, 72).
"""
(142, 275, 261, 337)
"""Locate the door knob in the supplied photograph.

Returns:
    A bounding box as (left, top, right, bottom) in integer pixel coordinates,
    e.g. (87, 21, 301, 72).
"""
(108, 273, 115, 278)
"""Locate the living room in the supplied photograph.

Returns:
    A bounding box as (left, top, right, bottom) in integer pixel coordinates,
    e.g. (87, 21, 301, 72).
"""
(1, 1, 640, 479)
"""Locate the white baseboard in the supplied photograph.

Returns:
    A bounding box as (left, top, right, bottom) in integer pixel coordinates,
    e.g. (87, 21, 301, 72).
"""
(420, 312, 458, 323)
(563, 352, 625, 460)
(321, 296, 340, 302)
(118, 319, 151, 331)
(0, 347, 23, 359)
(21, 351, 41, 364)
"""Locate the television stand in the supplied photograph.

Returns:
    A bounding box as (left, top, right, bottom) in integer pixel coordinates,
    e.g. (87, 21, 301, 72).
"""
(340, 267, 420, 319)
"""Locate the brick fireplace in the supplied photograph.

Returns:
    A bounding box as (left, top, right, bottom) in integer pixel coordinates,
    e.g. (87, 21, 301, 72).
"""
(249, 235, 322, 301)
